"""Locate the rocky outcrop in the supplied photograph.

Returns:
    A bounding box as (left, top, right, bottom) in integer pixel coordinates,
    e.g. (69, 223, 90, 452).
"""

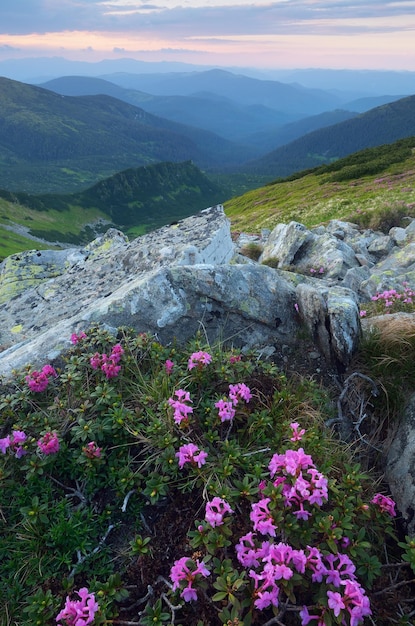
(0, 206, 364, 379)
(3, 207, 415, 381)
(248, 216, 415, 294)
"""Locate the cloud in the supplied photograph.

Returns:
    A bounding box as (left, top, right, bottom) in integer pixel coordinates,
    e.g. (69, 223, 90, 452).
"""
(0, 44, 20, 51)
(0, 0, 414, 71)
(1, 1, 414, 36)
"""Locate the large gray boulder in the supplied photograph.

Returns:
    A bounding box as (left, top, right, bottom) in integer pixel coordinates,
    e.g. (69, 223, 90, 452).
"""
(386, 392, 415, 535)
(295, 283, 360, 370)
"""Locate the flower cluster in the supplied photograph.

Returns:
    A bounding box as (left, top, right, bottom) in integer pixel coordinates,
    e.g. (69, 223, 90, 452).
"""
(0, 430, 27, 458)
(215, 382, 252, 422)
(37, 431, 60, 455)
(56, 587, 99, 625)
(370, 284, 415, 312)
(165, 358, 174, 375)
(82, 441, 102, 459)
(168, 389, 193, 425)
(229, 382, 252, 404)
(188, 350, 212, 370)
(90, 343, 124, 379)
(289, 421, 306, 442)
(236, 533, 371, 618)
(268, 447, 328, 520)
(25, 364, 57, 392)
(371, 493, 396, 517)
(176, 443, 208, 469)
(301, 576, 371, 625)
(235, 448, 371, 624)
(70, 331, 87, 345)
(170, 557, 210, 602)
(309, 266, 325, 275)
(205, 497, 233, 528)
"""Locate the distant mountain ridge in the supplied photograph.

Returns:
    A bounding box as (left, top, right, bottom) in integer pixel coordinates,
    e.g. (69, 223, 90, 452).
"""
(39, 75, 290, 142)
(0, 76, 254, 193)
(246, 96, 415, 177)
(98, 68, 343, 115)
(2, 56, 415, 97)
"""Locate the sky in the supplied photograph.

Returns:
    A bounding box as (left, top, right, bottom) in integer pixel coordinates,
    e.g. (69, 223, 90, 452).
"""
(0, 0, 415, 71)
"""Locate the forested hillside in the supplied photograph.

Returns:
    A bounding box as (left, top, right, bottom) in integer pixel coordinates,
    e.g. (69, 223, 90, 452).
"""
(0, 77, 252, 193)
(245, 96, 415, 177)
(0, 161, 225, 257)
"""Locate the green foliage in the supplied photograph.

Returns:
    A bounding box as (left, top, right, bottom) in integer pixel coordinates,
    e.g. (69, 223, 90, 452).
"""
(225, 136, 415, 233)
(246, 97, 415, 177)
(0, 160, 225, 258)
(0, 325, 407, 625)
(239, 242, 263, 261)
(0, 76, 249, 194)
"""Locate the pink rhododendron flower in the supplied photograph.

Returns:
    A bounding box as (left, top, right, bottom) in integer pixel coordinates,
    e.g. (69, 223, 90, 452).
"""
(324, 553, 356, 587)
(38, 432, 60, 455)
(70, 332, 87, 345)
(101, 360, 121, 379)
(371, 493, 396, 517)
(304, 546, 327, 583)
(90, 352, 102, 370)
(229, 354, 241, 364)
(250, 498, 277, 537)
(290, 422, 306, 442)
(215, 398, 236, 422)
(168, 389, 193, 424)
(1, 431, 28, 457)
(236, 532, 262, 568)
(25, 364, 57, 392)
(109, 344, 124, 365)
(89, 344, 123, 378)
(300, 606, 325, 625)
(176, 443, 208, 469)
(165, 359, 174, 374)
(56, 587, 99, 625)
(188, 350, 212, 370)
(0, 435, 11, 454)
(205, 497, 233, 527)
(229, 382, 252, 405)
(10, 430, 28, 458)
(269, 448, 314, 477)
(42, 364, 57, 377)
(170, 556, 210, 602)
(83, 441, 102, 459)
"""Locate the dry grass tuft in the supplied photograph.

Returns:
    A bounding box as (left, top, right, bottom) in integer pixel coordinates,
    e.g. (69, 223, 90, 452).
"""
(363, 312, 415, 342)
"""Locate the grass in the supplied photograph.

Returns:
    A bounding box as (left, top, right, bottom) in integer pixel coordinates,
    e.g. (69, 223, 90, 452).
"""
(0, 199, 109, 258)
(225, 157, 415, 233)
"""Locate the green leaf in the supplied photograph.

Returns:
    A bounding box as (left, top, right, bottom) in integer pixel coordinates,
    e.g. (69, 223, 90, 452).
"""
(212, 591, 228, 602)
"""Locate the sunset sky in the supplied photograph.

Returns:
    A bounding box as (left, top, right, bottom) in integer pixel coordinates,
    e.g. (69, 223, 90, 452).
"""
(1, 0, 414, 71)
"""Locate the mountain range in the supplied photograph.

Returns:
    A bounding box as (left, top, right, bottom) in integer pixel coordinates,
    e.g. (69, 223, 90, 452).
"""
(245, 95, 415, 176)
(2, 56, 415, 96)
(1, 66, 415, 259)
(38, 71, 405, 145)
(0, 76, 255, 193)
(1, 70, 414, 196)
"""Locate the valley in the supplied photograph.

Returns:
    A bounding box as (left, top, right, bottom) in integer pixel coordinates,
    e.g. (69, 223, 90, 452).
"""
(0, 67, 415, 259)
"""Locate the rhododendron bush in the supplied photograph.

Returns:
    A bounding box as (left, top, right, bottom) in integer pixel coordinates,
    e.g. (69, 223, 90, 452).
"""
(0, 326, 412, 625)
